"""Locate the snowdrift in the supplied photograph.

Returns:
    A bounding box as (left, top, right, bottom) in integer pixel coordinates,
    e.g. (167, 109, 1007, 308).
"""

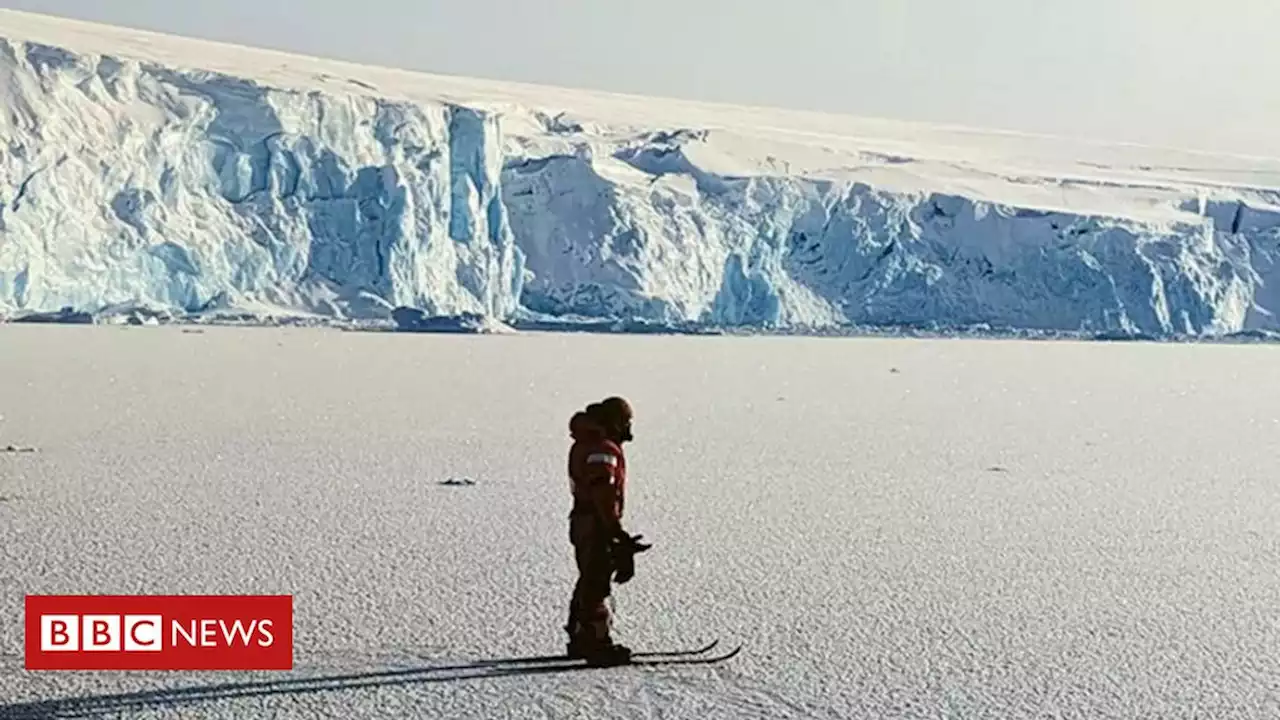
(4, 9, 1280, 338)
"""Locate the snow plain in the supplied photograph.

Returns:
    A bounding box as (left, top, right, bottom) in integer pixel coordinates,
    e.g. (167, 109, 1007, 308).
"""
(2, 325, 1279, 718)
(5, 8, 1280, 337)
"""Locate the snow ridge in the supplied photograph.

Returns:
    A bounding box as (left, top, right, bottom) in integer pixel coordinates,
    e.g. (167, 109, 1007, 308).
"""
(3, 9, 1280, 338)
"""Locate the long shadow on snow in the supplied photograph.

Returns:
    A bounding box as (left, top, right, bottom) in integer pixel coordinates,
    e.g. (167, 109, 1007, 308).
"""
(1, 657, 610, 719)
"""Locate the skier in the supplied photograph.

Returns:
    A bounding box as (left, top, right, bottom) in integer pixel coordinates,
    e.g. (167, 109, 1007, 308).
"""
(564, 396, 649, 666)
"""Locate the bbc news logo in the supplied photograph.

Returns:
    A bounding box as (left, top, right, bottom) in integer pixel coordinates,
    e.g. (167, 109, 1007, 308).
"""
(25, 595, 292, 671)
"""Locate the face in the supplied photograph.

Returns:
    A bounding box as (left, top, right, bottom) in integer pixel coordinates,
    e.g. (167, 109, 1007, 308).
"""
(617, 417, 634, 443)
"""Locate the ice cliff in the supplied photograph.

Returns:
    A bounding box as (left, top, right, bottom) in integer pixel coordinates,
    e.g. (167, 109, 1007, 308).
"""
(4, 9, 1280, 338)
(0, 39, 523, 321)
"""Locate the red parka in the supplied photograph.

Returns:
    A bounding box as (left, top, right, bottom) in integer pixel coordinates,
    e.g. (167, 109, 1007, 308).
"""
(567, 411, 626, 534)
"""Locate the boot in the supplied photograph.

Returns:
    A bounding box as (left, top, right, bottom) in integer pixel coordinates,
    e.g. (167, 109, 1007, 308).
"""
(565, 620, 599, 659)
(565, 622, 588, 659)
(585, 641, 632, 667)
(568, 633, 631, 666)
(566, 623, 631, 666)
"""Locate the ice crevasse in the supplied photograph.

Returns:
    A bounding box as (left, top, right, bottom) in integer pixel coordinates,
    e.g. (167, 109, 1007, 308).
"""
(3, 10, 1280, 337)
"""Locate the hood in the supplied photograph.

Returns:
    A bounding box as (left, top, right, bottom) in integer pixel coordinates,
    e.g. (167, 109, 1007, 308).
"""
(569, 411, 605, 441)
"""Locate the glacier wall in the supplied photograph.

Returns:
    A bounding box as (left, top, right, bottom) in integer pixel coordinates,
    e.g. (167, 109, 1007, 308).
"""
(4, 31, 1280, 337)
(0, 38, 525, 320)
(505, 137, 1280, 335)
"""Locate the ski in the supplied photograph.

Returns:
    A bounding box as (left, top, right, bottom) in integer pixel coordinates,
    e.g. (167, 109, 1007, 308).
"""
(465, 640, 723, 668)
(629, 643, 742, 666)
(634, 639, 722, 659)
(484, 643, 742, 673)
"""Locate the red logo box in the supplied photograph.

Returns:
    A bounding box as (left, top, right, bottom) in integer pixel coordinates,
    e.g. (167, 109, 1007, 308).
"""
(25, 595, 293, 671)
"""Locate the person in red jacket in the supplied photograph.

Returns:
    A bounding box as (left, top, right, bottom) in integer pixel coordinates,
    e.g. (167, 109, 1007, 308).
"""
(564, 396, 647, 665)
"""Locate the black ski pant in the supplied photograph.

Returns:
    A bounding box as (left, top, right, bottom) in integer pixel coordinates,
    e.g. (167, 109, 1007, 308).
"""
(566, 513, 613, 642)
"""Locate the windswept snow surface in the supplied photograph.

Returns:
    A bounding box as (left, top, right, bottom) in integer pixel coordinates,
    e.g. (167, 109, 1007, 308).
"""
(5, 9, 1280, 336)
(3, 326, 1280, 718)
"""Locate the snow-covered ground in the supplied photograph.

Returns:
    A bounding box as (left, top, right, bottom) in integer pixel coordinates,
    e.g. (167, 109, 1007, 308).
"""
(5, 8, 1280, 337)
(2, 325, 1279, 718)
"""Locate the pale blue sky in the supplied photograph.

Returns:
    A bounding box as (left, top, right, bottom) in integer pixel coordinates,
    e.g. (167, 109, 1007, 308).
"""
(5, 0, 1280, 156)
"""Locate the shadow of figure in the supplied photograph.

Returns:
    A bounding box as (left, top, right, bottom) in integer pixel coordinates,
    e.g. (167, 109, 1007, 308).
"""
(1, 656, 605, 719)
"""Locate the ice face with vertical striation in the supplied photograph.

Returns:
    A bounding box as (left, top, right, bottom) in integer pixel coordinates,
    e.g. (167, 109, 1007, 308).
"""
(3, 8, 1280, 337)
(0, 26, 525, 320)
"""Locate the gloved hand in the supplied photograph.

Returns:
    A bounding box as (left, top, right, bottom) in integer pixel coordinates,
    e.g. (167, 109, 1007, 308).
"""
(609, 533, 652, 584)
